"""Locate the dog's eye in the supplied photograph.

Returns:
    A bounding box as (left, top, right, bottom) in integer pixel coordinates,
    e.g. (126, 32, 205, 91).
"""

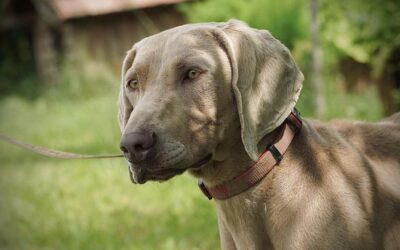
(186, 69, 200, 80)
(126, 79, 139, 90)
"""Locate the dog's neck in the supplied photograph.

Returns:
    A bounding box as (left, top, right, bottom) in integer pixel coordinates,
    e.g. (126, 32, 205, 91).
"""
(189, 123, 283, 187)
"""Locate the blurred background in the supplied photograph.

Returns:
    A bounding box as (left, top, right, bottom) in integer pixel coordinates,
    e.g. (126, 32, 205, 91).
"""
(0, 0, 399, 249)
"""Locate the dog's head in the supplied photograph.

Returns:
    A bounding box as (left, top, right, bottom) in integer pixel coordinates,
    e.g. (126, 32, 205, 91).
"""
(118, 20, 303, 184)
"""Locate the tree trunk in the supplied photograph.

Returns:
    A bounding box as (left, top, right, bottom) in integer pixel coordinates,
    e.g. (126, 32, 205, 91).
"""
(310, 0, 325, 117)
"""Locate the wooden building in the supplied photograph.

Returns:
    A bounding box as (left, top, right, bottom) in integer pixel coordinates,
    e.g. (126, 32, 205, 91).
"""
(1, 0, 186, 85)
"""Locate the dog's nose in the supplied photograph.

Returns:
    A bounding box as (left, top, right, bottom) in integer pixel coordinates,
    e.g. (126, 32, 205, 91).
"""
(120, 131, 157, 162)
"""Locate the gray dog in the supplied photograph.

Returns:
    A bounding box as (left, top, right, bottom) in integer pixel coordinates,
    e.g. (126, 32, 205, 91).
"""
(118, 20, 400, 250)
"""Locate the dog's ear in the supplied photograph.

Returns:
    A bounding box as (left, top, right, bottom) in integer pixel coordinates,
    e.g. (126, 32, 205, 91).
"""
(213, 20, 303, 160)
(118, 48, 136, 132)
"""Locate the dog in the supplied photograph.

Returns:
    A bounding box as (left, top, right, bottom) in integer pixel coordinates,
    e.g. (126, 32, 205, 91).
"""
(118, 20, 400, 249)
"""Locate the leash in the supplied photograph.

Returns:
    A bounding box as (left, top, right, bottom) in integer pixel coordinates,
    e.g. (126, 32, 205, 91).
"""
(0, 134, 123, 159)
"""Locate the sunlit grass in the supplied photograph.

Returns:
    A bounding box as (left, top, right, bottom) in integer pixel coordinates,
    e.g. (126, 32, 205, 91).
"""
(0, 160, 218, 250)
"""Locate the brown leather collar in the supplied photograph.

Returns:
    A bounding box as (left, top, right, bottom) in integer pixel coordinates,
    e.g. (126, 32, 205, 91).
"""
(198, 110, 302, 200)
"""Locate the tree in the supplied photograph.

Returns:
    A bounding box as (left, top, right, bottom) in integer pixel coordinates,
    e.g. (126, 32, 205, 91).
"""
(179, 0, 308, 50)
(320, 0, 400, 114)
(310, 0, 325, 117)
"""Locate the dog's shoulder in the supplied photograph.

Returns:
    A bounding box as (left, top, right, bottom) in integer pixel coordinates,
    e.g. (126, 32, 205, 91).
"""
(382, 111, 400, 124)
(320, 113, 400, 162)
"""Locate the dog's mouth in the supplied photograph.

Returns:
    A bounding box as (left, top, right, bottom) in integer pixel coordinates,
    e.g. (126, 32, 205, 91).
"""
(130, 153, 212, 184)
(146, 168, 186, 182)
(188, 153, 213, 169)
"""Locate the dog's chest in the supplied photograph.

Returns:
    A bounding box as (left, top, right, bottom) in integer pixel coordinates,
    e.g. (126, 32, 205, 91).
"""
(217, 194, 273, 249)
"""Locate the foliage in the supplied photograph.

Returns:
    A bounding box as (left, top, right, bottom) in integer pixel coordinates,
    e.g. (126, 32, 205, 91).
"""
(179, 0, 308, 49)
(320, 0, 400, 76)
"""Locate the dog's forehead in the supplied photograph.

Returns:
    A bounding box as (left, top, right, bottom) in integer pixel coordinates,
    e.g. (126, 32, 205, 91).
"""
(134, 25, 215, 63)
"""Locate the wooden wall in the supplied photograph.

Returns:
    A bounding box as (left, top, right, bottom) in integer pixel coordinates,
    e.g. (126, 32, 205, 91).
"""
(62, 5, 185, 74)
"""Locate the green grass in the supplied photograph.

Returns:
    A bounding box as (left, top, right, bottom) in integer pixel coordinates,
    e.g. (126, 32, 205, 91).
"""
(0, 75, 383, 250)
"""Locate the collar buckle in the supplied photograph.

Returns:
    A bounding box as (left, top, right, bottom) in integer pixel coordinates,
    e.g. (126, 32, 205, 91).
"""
(268, 144, 283, 162)
(198, 179, 213, 200)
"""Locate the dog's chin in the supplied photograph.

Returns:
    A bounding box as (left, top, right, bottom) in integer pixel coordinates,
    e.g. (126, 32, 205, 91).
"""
(129, 153, 212, 184)
(129, 166, 186, 184)
(145, 168, 186, 182)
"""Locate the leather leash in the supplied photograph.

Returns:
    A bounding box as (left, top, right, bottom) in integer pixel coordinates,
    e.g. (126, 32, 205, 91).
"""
(0, 134, 123, 159)
(198, 110, 302, 200)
